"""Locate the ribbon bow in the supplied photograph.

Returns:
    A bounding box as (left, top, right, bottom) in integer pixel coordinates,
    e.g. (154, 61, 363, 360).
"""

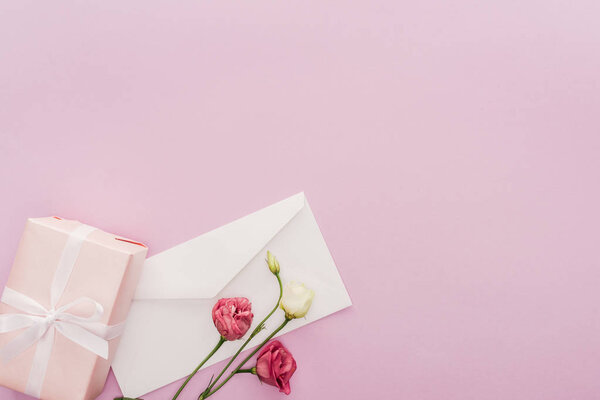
(0, 287, 122, 362)
(0, 223, 124, 398)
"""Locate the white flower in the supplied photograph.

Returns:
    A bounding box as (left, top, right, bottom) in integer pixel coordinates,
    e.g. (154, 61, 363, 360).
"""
(280, 282, 315, 319)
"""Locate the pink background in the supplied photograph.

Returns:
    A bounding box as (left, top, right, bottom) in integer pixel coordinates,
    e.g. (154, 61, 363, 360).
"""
(1, 1, 599, 399)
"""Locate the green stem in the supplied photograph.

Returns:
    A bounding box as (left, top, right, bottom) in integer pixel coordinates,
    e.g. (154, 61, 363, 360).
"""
(204, 273, 283, 393)
(202, 318, 291, 399)
(172, 336, 226, 400)
(236, 368, 256, 374)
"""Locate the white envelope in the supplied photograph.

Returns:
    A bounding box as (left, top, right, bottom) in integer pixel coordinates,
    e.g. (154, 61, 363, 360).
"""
(112, 192, 352, 398)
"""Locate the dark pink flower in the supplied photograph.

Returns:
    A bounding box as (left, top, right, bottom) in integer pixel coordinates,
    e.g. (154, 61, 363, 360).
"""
(212, 297, 253, 341)
(255, 340, 297, 395)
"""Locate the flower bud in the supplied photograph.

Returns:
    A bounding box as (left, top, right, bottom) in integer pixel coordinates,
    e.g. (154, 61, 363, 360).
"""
(280, 282, 314, 319)
(266, 251, 280, 274)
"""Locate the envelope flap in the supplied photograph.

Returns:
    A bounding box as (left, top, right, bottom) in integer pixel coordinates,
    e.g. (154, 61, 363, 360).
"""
(134, 192, 306, 299)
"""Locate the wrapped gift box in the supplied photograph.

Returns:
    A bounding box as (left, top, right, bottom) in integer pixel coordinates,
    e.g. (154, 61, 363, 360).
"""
(0, 217, 147, 400)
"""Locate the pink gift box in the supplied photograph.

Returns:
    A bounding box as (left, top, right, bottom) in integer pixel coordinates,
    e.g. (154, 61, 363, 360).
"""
(0, 217, 147, 400)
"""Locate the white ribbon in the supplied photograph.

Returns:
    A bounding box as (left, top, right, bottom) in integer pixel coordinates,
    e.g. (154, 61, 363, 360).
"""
(0, 223, 124, 398)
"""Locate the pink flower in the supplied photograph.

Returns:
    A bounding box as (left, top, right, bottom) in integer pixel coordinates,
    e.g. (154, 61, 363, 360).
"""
(255, 341, 297, 395)
(212, 298, 253, 341)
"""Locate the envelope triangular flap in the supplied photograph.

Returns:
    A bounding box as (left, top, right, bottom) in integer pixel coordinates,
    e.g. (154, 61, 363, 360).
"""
(134, 193, 306, 300)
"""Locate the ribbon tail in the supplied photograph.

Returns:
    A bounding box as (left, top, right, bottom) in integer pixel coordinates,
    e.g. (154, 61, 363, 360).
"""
(77, 320, 125, 341)
(103, 321, 125, 340)
(55, 322, 109, 360)
(1, 288, 50, 316)
(0, 323, 48, 363)
(0, 314, 41, 333)
(25, 326, 55, 398)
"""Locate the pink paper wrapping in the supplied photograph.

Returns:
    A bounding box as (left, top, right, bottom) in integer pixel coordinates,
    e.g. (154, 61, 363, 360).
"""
(0, 217, 147, 400)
